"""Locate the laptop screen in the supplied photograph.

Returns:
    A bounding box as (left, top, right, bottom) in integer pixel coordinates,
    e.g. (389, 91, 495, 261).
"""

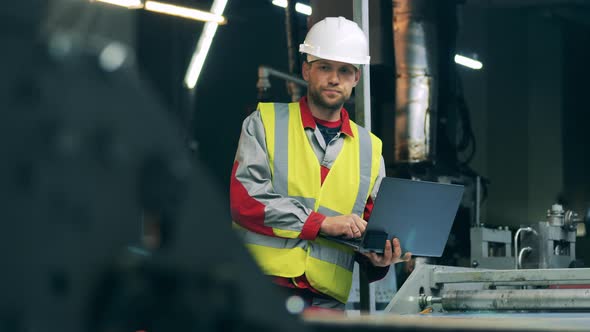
(366, 177, 464, 257)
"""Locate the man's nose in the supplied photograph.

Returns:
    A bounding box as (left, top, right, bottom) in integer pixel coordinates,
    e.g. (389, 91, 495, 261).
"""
(327, 70, 340, 85)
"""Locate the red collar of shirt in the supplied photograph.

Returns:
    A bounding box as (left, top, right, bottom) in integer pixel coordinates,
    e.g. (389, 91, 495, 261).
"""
(299, 96, 354, 137)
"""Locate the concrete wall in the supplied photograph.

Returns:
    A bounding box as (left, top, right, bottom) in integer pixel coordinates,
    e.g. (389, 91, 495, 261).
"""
(457, 6, 565, 228)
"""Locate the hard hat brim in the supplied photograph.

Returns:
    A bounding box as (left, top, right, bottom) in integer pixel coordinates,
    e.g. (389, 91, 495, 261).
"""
(300, 45, 370, 67)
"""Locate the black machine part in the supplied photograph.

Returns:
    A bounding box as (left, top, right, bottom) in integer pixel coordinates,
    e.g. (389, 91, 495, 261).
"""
(0, 30, 304, 332)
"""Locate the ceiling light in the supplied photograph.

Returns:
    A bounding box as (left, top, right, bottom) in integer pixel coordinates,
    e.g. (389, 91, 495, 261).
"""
(454, 54, 483, 70)
(184, 0, 228, 89)
(295, 3, 311, 15)
(272, 1, 312, 15)
(144, 1, 226, 24)
(272, 0, 287, 8)
(91, 0, 143, 9)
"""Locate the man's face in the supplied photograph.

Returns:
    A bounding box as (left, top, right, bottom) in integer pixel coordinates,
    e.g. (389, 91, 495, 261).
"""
(302, 59, 360, 112)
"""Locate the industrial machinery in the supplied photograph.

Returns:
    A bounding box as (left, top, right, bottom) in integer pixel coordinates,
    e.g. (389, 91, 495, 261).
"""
(470, 225, 513, 269)
(518, 204, 588, 269)
(382, 203, 590, 327)
(302, 263, 590, 331)
(0, 19, 304, 332)
(386, 264, 590, 314)
(471, 203, 589, 270)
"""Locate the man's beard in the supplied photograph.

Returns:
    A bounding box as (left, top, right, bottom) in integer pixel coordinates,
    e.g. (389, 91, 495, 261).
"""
(308, 87, 347, 112)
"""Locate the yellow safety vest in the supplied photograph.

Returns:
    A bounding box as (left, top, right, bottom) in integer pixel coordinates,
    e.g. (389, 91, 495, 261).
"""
(236, 101, 382, 303)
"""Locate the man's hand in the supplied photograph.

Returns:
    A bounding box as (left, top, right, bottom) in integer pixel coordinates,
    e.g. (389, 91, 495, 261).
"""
(362, 238, 412, 267)
(320, 214, 367, 239)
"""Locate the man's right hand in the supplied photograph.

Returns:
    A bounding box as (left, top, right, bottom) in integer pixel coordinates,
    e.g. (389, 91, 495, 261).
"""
(320, 214, 367, 239)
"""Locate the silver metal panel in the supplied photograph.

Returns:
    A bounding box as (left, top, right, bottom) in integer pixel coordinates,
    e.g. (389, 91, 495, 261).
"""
(477, 227, 512, 243)
(432, 267, 590, 286)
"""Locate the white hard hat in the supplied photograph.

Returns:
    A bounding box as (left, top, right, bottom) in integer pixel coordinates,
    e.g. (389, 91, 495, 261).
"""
(299, 16, 370, 66)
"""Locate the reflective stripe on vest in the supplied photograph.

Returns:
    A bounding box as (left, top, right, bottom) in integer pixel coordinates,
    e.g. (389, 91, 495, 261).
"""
(233, 222, 307, 277)
(240, 102, 381, 303)
(233, 222, 354, 272)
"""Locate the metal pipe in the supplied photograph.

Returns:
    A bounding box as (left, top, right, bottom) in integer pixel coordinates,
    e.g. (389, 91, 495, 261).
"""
(258, 66, 308, 86)
(257, 65, 307, 101)
(392, 0, 437, 163)
(419, 294, 442, 309)
(284, 0, 301, 102)
(441, 289, 590, 311)
(475, 175, 481, 226)
(517, 246, 532, 269)
(514, 227, 536, 269)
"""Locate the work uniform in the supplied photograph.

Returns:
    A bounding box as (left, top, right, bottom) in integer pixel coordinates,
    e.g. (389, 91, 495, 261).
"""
(231, 97, 387, 308)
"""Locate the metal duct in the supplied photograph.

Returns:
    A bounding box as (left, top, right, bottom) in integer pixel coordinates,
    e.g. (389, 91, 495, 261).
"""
(393, 0, 438, 163)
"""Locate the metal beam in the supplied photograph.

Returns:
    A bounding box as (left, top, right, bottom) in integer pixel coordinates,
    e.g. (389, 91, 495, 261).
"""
(353, 0, 374, 314)
(432, 267, 590, 286)
(353, 0, 371, 130)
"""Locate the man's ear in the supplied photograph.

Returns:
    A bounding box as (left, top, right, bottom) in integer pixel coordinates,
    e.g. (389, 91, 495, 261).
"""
(302, 61, 310, 81)
(352, 68, 361, 87)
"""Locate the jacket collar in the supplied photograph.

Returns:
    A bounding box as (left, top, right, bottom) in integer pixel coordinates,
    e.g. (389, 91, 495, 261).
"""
(299, 96, 354, 137)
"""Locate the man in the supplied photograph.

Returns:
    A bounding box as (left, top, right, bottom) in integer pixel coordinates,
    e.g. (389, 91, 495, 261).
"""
(230, 16, 410, 311)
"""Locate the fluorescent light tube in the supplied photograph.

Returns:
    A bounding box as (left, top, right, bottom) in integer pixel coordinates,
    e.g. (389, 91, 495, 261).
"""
(454, 54, 483, 70)
(184, 0, 228, 89)
(272, 1, 312, 15)
(295, 3, 311, 15)
(145, 1, 226, 24)
(92, 0, 143, 9)
(272, 0, 288, 8)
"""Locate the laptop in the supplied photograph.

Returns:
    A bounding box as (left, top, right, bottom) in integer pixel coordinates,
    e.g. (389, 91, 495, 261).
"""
(323, 177, 464, 257)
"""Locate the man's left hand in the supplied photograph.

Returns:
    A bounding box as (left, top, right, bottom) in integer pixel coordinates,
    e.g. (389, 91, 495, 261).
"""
(362, 238, 412, 267)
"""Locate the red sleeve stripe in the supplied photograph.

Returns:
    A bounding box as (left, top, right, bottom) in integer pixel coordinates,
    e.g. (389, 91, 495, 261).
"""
(300, 211, 325, 240)
(363, 196, 374, 221)
(230, 161, 275, 236)
(232, 161, 326, 240)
